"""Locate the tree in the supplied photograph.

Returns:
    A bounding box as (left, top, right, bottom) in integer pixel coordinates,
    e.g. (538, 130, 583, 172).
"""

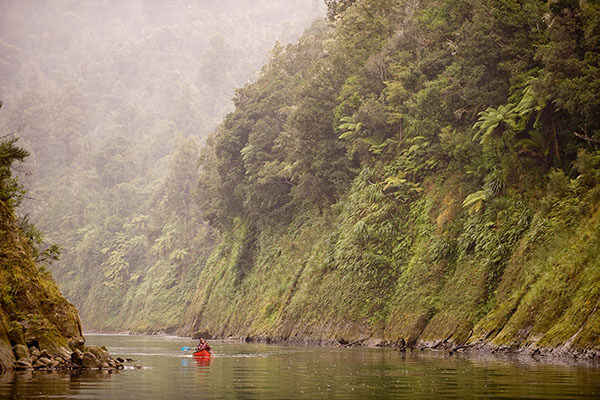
(325, 0, 357, 21)
(0, 136, 29, 204)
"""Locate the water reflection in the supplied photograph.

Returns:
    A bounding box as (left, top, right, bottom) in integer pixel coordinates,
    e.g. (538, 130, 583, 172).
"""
(0, 335, 597, 400)
(0, 369, 120, 399)
(194, 355, 213, 368)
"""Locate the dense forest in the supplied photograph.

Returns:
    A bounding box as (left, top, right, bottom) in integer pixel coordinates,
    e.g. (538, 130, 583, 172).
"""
(2, 0, 599, 360)
(0, 0, 322, 332)
(185, 0, 600, 357)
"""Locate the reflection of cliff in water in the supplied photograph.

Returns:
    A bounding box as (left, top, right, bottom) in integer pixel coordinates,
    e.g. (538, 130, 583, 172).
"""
(0, 369, 120, 398)
(2, 335, 599, 399)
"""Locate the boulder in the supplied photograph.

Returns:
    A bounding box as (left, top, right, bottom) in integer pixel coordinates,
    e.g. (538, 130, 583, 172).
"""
(15, 358, 32, 370)
(71, 349, 83, 364)
(13, 344, 29, 360)
(33, 357, 52, 369)
(68, 337, 85, 352)
(81, 352, 101, 369)
(85, 345, 110, 364)
(30, 347, 40, 358)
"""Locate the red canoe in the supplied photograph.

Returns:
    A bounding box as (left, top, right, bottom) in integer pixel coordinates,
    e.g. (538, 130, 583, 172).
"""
(193, 350, 211, 357)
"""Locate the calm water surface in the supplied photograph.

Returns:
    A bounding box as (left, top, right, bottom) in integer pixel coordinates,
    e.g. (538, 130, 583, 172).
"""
(0, 334, 598, 399)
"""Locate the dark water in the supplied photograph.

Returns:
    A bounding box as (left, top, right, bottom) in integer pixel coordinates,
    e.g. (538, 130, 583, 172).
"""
(0, 335, 599, 399)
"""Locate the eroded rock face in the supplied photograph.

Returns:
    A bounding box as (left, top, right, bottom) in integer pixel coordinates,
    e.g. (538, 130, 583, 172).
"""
(81, 352, 101, 369)
(13, 344, 29, 360)
(0, 199, 89, 373)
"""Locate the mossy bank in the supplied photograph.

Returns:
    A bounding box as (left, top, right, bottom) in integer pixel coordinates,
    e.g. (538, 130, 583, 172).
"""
(0, 193, 123, 371)
(184, 160, 600, 363)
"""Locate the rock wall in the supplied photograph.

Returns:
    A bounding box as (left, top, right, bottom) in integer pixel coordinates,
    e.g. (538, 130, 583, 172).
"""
(0, 200, 85, 371)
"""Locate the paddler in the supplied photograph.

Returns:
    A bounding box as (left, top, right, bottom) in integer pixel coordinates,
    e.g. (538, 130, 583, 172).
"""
(195, 338, 211, 353)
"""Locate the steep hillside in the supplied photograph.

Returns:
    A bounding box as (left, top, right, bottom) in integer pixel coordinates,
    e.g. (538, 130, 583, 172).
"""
(184, 0, 600, 361)
(0, 138, 83, 372)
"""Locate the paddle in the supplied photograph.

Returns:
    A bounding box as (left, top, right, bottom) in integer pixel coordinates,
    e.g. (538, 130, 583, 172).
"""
(181, 347, 193, 351)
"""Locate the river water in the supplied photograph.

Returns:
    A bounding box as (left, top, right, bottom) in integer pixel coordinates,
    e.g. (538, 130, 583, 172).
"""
(0, 334, 598, 399)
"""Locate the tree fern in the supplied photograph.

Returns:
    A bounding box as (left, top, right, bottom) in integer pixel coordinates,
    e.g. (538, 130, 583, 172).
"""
(473, 104, 517, 146)
(462, 189, 490, 214)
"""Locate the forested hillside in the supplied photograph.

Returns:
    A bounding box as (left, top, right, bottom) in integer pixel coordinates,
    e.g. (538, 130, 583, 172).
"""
(3, 0, 599, 359)
(0, 0, 322, 332)
(185, 0, 600, 358)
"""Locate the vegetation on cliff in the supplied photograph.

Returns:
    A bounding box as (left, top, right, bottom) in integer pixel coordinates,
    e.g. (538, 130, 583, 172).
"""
(2, 0, 599, 359)
(0, 133, 83, 371)
(0, 131, 127, 372)
(185, 0, 600, 356)
(0, 0, 322, 332)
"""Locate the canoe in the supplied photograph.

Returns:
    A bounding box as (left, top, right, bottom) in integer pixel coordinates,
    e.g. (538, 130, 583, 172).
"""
(193, 350, 211, 357)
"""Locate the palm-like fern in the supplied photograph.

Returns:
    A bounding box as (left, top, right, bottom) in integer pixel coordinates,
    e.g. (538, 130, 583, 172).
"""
(462, 189, 490, 214)
(473, 104, 517, 146)
(338, 115, 387, 152)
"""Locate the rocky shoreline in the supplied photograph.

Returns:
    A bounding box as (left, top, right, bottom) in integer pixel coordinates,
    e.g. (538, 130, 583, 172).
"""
(77, 330, 600, 368)
(11, 344, 123, 372)
(221, 334, 600, 367)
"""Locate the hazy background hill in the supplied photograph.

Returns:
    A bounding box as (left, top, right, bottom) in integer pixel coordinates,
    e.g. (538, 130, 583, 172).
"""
(1, 0, 599, 359)
(0, 0, 323, 332)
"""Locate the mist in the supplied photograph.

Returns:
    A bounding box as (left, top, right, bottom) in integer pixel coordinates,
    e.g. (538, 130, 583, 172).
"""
(0, 0, 324, 331)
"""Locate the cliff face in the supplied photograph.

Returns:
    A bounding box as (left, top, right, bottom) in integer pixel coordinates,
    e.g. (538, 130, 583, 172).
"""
(182, 0, 600, 361)
(0, 200, 83, 371)
(184, 165, 600, 359)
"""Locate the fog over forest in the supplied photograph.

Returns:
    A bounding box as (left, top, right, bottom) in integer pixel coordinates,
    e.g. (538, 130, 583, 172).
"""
(0, 0, 324, 331)
(1, 0, 600, 381)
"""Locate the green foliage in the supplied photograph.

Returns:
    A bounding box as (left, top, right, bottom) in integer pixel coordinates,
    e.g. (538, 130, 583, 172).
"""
(325, 0, 357, 21)
(3, 0, 598, 349)
(181, 0, 600, 352)
(18, 215, 62, 265)
(462, 190, 489, 214)
(0, 137, 28, 205)
(473, 105, 517, 146)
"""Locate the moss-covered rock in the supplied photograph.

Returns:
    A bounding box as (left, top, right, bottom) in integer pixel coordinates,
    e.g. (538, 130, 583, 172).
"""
(81, 352, 101, 369)
(12, 344, 28, 360)
(0, 199, 85, 371)
(7, 321, 25, 345)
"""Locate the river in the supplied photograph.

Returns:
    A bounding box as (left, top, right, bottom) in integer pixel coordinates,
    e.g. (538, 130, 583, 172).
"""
(0, 334, 598, 399)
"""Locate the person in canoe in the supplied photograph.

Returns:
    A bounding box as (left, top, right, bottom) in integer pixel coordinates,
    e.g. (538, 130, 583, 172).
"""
(195, 338, 211, 354)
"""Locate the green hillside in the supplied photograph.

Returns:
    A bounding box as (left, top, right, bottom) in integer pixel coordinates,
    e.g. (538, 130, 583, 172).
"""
(184, 0, 600, 358)
(3, 0, 598, 360)
(0, 0, 322, 333)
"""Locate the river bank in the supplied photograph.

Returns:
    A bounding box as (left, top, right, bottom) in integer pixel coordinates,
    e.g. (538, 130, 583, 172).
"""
(88, 329, 600, 368)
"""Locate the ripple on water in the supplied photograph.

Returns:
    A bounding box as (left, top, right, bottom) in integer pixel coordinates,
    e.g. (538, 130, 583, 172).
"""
(1, 335, 598, 400)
